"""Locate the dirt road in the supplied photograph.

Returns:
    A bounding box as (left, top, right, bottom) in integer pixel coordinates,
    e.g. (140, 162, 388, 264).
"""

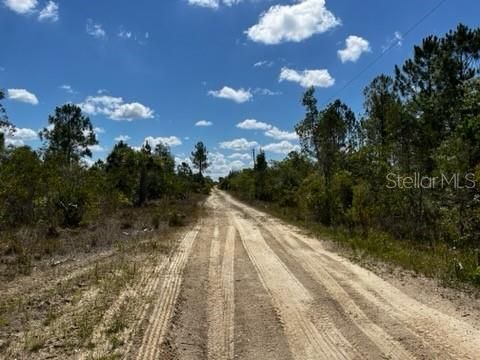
(123, 189, 480, 360)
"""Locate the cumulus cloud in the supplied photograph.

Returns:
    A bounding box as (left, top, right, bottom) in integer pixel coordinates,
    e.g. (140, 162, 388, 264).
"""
(246, 0, 340, 45)
(187, 0, 242, 9)
(228, 153, 251, 161)
(86, 19, 106, 39)
(208, 86, 252, 104)
(88, 144, 105, 153)
(264, 127, 298, 141)
(115, 135, 131, 142)
(338, 35, 371, 63)
(236, 119, 298, 141)
(263, 140, 300, 154)
(79, 95, 154, 121)
(219, 138, 258, 151)
(7, 88, 39, 105)
(3, 0, 37, 14)
(143, 136, 182, 148)
(195, 120, 213, 127)
(83, 127, 105, 138)
(207, 152, 249, 179)
(1, 126, 38, 146)
(279, 67, 335, 88)
(236, 119, 271, 130)
(38, 1, 58, 22)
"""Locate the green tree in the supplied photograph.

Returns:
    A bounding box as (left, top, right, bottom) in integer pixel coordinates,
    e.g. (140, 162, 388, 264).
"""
(191, 141, 209, 176)
(0, 146, 43, 226)
(296, 91, 358, 225)
(254, 150, 270, 200)
(39, 104, 98, 165)
(106, 141, 139, 203)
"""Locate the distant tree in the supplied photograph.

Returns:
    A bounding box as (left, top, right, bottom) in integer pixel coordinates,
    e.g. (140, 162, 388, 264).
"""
(296, 90, 357, 225)
(177, 162, 193, 178)
(39, 104, 97, 165)
(254, 150, 270, 200)
(297, 92, 357, 186)
(191, 141, 209, 176)
(106, 141, 138, 201)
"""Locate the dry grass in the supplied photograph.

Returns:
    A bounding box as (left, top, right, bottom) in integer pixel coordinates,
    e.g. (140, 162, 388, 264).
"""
(0, 194, 206, 359)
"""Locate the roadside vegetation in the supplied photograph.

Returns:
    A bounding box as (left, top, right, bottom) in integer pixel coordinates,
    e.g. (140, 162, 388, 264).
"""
(0, 92, 213, 356)
(220, 24, 480, 287)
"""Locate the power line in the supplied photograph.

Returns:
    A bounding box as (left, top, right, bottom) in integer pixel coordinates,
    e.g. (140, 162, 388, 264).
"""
(322, 0, 449, 107)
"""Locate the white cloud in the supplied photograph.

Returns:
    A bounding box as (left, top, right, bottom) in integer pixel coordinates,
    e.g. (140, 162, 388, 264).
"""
(82, 127, 104, 139)
(118, 29, 132, 39)
(219, 138, 258, 151)
(236, 119, 298, 140)
(86, 19, 106, 39)
(3, 0, 37, 14)
(143, 136, 182, 148)
(79, 95, 154, 121)
(228, 152, 251, 160)
(382, 31, 403, 53)
(110, 103, 154, 121)
(208, 86, 252, 103)
(115, 135, 131, 142)
(264, 127, 298, 141)
(195, 120, 213, 127)
(207, 152, 249, 179)
(279, 67, 335, 88)
(59, 84, 75, 94)
(254, 88, 281, 96)
(338, 35, 371, 63)
(1, 126, 38, 146)
(187, 0, 242, 9)
(246, 0, 340, 45)
(38, 1, 58, 22)
(7, 88, 39, 105)
(175, 151, 250, 179)
(188, 0, 219, 8)
(88, 144, 105, 153)
(236, 119, 271, 130)
(263, 140, 300, 154)
(254, 60, 274, 68)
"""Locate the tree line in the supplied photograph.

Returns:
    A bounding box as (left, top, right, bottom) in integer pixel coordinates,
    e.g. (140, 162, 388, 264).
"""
(0, 97, 212, 229)
(220, 24, 480, 282)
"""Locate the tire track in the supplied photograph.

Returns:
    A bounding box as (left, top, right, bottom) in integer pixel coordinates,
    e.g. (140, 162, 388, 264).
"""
(134, 226, 200, 360)
(288, 231, 480, 359)
(220, 190, 480, 359)
(232, 214, 358, 360)
(207, 224, 236, 360)
(260, 226, 414, 360)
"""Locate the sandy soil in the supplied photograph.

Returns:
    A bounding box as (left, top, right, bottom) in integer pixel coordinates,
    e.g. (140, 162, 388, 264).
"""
(157, 189, 480, 360)
(6, 190, 479, 359)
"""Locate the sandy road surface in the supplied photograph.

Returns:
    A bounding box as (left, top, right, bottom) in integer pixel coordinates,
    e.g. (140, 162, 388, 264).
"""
(133, 189, 480, 360)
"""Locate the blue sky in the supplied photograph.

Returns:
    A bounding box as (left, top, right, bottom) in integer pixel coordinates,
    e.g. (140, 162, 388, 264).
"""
(1, 0, 478, 177)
